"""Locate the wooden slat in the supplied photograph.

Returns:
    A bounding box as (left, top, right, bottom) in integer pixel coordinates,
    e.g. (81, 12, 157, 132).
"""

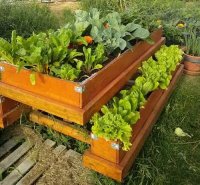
(0, 83, 84, 125)
(0, 105, 30, 128)
(0, 141, 33, 174)
(0, 62, 80, 108)
(0, 137, 23, 158)
(16, 144, 66, 185)
(1, 139, 56, 185)
(29, 111, 91, 144)
(0, 134, 12, 146)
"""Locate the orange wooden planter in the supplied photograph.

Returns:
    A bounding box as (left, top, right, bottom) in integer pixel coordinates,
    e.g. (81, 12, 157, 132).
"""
(183, 54, 200, 76)
(0, 97, 30, 128)
(0, 29, 164, 125)
(83, 64, 184, 182)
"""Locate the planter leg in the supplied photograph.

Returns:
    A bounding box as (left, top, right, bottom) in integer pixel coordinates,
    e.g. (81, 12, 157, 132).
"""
(0, 96, 30, 128)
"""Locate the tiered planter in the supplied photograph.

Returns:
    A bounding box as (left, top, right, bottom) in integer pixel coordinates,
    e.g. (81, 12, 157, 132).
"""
(0, 97, 29, 128)
(83, 64, 184, 182)
(0, 29, 164, 125)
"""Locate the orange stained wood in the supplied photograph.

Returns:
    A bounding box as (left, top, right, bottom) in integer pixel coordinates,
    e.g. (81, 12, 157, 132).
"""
(0, 97, 19, 115)
(83, 65, 184, 182)
(90, 89, 164, 164)
(91, 137, 125, 164)
(0, 62, 81, 107)
(0, 82, 85, 125)
(0, 104, 30, 128)
(81, 28, 163, 107)
(29, 110, 91, 144)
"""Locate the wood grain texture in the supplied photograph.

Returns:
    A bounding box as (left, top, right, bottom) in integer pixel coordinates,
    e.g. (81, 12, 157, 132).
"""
(0, 136, 23, 158)
(83, 65, 184, 182)
(29, 111, 91, 144)
(90, 89, 164, 164)
(0, 104, 30, 128)
(0, 141, 33, 174)
(0, 97, 19, 115)
(0, 62, 81, 107)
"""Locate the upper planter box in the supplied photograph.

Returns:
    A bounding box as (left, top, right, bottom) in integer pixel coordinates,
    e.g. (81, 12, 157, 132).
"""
(0, 29, 164, 125)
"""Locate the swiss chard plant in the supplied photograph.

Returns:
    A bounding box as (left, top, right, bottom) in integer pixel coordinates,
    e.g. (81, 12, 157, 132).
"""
(91, 45, 183, 151)
(0, 28, 106, 83)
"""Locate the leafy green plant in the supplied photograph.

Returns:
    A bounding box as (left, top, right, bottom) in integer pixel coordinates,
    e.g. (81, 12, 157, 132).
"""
(80, 44, 107, 75)
(184, 26, 200, 56)
(91, 45, 183, 151)
(72, 8, 150, 55)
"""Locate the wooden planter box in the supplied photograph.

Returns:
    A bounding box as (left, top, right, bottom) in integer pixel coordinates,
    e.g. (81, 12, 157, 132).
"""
(0, 29, 165, 125)
(0, 97, 30, 128)
(83, 64, 184, 182)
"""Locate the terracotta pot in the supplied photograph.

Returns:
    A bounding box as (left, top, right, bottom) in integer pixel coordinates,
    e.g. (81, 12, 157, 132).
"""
(184, 54, 200, 75)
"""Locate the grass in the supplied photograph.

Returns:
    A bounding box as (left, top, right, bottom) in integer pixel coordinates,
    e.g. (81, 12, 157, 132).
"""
(92, 74, 200, 185)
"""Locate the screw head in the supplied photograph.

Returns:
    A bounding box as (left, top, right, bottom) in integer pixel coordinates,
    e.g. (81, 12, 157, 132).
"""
(0, 66, 4, 72)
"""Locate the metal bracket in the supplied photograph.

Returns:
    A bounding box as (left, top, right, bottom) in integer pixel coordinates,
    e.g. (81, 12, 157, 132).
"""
(0, 66, 5, 72)
(91, 133, 98, 140)
(0, 96, 5, 103)
(74, 86, 85, 94)
(111, 142, 120, 150)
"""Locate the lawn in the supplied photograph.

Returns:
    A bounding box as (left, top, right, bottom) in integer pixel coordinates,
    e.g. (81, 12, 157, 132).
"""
(94, 74, 200, 185)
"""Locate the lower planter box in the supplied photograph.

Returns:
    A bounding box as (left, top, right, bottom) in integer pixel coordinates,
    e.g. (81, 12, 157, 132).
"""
(0, 97, 30, 128)
(83, 64, 184, 182)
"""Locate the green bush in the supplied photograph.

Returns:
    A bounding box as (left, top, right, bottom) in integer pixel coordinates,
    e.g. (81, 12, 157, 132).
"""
(0, 1, 59, 39)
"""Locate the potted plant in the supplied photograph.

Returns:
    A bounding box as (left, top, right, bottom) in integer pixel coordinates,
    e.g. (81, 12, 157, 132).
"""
(183, 26, 200, 75)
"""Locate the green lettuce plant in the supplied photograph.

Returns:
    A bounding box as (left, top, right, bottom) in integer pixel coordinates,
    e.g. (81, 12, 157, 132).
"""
(91, 45, 183, 151)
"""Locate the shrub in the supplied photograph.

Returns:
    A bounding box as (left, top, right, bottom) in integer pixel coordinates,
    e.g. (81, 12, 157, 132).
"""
(0, 1, 59, 39)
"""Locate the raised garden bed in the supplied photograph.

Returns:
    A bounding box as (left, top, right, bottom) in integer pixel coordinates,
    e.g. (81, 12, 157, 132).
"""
(83, 64, 184, 182)
(0, 29, 165, 125)
(0, 97, 29, 128)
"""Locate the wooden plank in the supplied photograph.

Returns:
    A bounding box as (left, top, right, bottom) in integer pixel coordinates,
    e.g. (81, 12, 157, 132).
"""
(0, 105, 30, 128)
(90, 89, 164, 164)
(0, 97, 19, 115)
(0, 83, 84, 125)
(0, 141, 33, 175)
(29, 111, 91, 144)
(1, 139, 56, 185)
(0, 137, 23, 158)
(0, 134, 12, 146)
(16, 144, 66, 185)
(0, 62, 81, 108)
